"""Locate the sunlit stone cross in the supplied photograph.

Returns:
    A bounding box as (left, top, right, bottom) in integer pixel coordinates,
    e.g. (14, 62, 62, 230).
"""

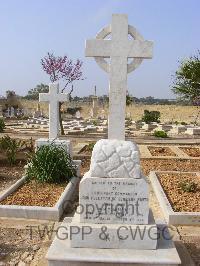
(85, 14, 153, 140)
(39, 83, 69, 139)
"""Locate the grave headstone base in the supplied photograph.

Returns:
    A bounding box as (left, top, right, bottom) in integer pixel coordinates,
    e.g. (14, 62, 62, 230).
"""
(35, 138, 72, 157)
(46, 219, 181, 266)
(69, 211, 157, 249)
(186, 128, 200, 135)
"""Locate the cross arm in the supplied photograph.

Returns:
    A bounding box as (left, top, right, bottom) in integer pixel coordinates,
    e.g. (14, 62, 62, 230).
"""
(85, 39, 111, 57)
(127, 40, 153, 58)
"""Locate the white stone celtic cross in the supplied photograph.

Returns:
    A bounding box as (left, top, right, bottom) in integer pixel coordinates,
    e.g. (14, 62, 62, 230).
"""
(85, 14, 153, 140)
(39, 83, 69, 139)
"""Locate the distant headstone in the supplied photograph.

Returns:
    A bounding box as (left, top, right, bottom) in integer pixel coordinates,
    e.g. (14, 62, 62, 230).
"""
(10, 107, 15, 117)
(90, 95, 98, 118)
(126, 112, 131, 118)
(33, 103, 43, 118)
(99, 109, 106, 119)
(186, 127, 200, 135)
(75, 110, 81, 119)
(6, 107, 15, 117)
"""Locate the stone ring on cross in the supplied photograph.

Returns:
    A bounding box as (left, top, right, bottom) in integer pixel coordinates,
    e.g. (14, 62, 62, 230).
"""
(85, 14, 153, 140)
(94, 24, 145, 74)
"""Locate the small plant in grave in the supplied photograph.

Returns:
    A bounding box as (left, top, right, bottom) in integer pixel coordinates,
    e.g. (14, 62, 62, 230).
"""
(179, 180, 198, 193)
(87, 142, 95, 152)
(0, 118, 5, 133)
(154, 130, 168, 138)
(142, 110, 160, 124)
(0, 135, 24, 165)
(27, 144, 77, 183)
(92, 120, 98, 126)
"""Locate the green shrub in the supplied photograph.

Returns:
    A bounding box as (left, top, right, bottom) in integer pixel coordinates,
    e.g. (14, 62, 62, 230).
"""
(87, 143, 95, 152)
(92, 120, 98, 126)
(142, 110, 160, 124)
(154, 130, 168, 138)
(0, 135, 24, 165)
(179, 181, 198, 193)
(27, 144, 77, 183)
(0, 118, 5, 133)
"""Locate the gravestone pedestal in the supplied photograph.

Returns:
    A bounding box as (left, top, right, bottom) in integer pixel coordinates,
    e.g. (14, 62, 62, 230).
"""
(67, 139, 157, 250)
(47, 139, 181, 265)
(47, 219, 180, 266)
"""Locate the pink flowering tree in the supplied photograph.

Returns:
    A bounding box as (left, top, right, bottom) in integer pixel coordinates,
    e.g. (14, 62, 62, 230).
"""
(41, 52, 83, 135)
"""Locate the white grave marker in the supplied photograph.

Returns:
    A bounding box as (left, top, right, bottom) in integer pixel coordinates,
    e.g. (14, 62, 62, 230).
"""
(46, 15, 181, 265)
(86, 14, 153, 140)
(75, 110, 81, 119)
(39, 83, 69, 139)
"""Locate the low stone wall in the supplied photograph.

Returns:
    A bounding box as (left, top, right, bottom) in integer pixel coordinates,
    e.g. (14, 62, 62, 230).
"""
(0, 175, 80, 221)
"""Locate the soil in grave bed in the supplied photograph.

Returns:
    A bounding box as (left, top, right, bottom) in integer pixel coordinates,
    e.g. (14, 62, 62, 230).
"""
(0, 165, 25, 193)
(141, 158, 200, 176)
(180, 147, 200, 157)
(78, 143, 95, 155)
(0, 179, 67, 207)
(148, 146, 177, 157)
(157, 172, 200, 212)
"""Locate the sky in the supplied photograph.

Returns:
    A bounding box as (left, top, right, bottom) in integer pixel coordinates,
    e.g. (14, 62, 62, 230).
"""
(0, 0, 199, 98)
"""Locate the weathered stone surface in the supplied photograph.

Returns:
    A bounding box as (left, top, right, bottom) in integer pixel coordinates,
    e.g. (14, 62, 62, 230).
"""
(70, 212, 157, 249)
(90, 139, 141, 179)
(79, 173, 149, 224)
(47, 221, 181, 265)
